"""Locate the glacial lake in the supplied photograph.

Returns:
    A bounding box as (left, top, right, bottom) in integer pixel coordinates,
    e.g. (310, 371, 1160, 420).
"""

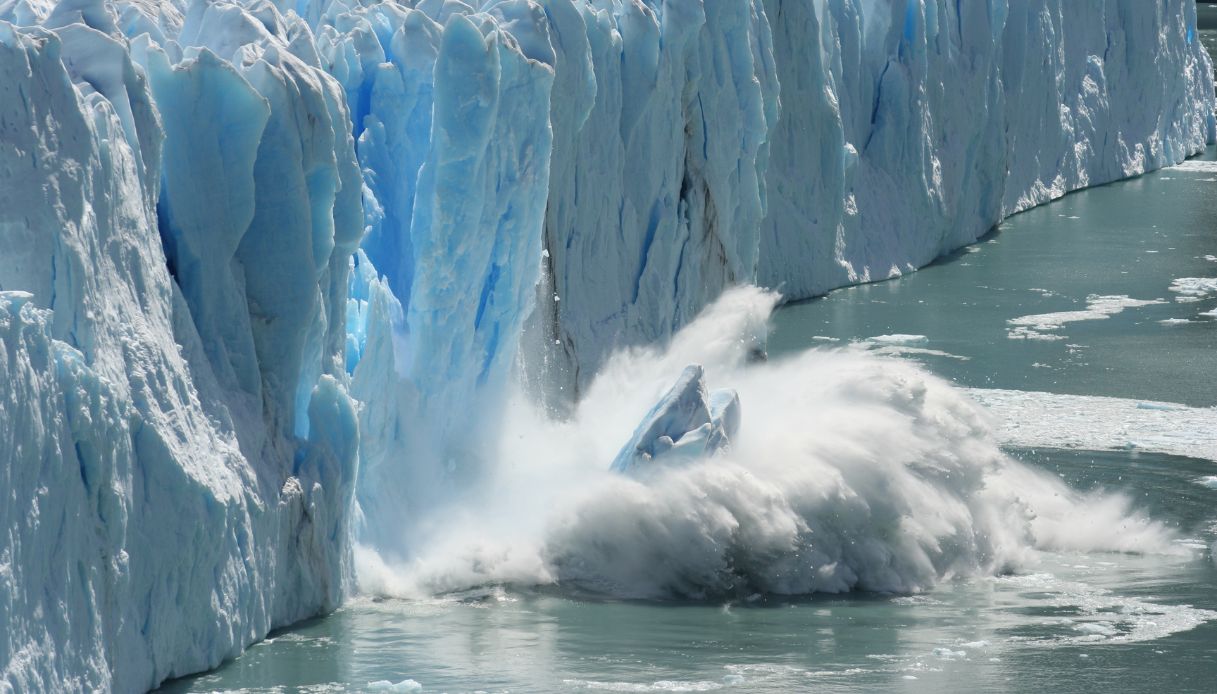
(161, 153, 1217, 693)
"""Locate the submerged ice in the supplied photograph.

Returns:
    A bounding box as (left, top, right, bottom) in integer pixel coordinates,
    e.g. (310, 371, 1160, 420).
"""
(1, 0, 1214, 690)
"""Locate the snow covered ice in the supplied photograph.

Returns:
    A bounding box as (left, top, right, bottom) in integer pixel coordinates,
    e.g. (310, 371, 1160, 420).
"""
(1, 0, 1214, 690)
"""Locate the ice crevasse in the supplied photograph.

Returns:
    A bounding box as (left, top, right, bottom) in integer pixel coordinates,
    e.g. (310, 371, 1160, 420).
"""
(0, 0, 1212, 690)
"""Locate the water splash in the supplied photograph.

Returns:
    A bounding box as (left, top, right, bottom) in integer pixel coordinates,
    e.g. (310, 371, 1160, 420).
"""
(357, 287, 1178, 600)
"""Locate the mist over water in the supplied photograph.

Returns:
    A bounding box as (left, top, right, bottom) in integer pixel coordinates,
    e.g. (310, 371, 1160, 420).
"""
(356, 287, 1178, 601)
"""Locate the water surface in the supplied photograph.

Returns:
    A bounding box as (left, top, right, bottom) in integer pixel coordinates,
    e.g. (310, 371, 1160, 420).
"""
(769, 152, 1217, 406)
(161, 448, 1217, 694)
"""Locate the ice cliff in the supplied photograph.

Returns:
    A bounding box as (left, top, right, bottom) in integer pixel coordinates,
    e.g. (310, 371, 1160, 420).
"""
(1, 3, 358, 690)
(538, 0, 1217, 396)
(0, 0, 1212, 690)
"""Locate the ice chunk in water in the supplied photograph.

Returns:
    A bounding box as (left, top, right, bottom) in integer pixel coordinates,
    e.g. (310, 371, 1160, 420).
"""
(610, 365, 741, 474)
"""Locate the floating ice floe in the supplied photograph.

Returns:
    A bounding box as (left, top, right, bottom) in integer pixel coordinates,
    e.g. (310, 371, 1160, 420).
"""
(967, 389, 1217, 462)
(367, 680, 422, 692)
(992, 573, 1217, 646)
(1007, 295, 1164, 340)
(1169, 277, 1217, 302)
(867, 334, 930, 345)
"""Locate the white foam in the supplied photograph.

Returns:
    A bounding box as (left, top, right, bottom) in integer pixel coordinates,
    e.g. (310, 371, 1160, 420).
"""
(861, 345, 971, 361)
(854, 335, 969, 360)
(966, 389, 1217, 462)
(1168, 160, 1217, 173)
(1007, 295, 1164, 340)
(992, 573, 1216, 645)
(357, 289, 1182, 601)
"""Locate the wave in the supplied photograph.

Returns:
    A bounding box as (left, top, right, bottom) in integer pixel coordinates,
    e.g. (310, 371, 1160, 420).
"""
(356, 287, 1178, 600)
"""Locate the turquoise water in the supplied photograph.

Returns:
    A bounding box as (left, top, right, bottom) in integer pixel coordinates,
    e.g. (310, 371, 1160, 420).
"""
(161, 157, 1217, 693)
(769, 152, 1217, 407)
(162, 451, 1217, 694)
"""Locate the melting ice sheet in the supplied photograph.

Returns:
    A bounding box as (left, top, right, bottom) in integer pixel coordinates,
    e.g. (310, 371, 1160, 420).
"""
(356, 288, 1189, 601)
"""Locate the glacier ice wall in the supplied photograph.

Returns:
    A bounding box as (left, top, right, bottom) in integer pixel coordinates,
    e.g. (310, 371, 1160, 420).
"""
(1, 4, 358, 690)
(530, 0, 779, 398)
(758, 0, 1217, 299)
(311, 0, 558, 554)
(1, 0, 1214, 690)
(534, 0, 1215, 394)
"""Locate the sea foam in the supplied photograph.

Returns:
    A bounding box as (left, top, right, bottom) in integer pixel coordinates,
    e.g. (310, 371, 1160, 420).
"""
(358, 288, 1177, 600)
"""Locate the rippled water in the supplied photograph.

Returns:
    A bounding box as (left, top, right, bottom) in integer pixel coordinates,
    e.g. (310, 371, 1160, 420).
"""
(769, 151, 1217, 407)
(161, 150, 1217, 694)
(161, 445, 1217, 693)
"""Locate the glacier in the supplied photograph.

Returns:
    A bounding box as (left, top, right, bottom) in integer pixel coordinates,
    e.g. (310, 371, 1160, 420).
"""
(0, 0, 1213, 690)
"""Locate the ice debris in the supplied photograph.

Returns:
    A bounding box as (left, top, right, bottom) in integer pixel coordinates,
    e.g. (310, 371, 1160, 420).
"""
(611, 365, 741, 475)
